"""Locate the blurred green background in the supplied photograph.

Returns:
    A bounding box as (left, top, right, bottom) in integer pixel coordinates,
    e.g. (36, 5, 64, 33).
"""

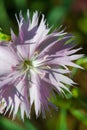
(0, 0, 87, 130)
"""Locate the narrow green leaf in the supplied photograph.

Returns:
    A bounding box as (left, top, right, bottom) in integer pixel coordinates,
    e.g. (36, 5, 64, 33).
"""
(56, 109, 68, 130)
(71, 109, 87, 125)
(0, 117, 25, 130)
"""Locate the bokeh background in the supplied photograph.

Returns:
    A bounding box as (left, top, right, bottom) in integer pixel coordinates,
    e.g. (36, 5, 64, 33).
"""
(0, 0, 87, 130)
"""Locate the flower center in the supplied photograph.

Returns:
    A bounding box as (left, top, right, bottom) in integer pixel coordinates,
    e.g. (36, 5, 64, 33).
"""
(22, 59, 33, 71)
(12, 59, 33, 72)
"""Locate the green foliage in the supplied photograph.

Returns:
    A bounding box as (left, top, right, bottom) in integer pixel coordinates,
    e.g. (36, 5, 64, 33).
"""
(0, 0, 11, 33)
(14, 0, 27, 9)
(0, 31, 10, 41)
(72, 57, 87, 77)
(0, 117, 25, 130)
(78, 15, 87, 34)
(56, 109, 67, 130)
(48, 6, 67, 26)
(71, 109, 87, 125)
(24, 119, 37, 130)
(0, 116, 37, 130)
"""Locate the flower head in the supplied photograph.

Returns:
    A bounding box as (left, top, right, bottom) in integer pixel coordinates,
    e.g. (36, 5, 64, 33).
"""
(0, 10, 83, 120)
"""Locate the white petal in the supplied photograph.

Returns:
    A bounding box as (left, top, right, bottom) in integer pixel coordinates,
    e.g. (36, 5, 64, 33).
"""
(17, 44, 30, 59)
(15, 79, 30, 119)
(0, 46, 18, 64)
(30, 14, 50, 44)
(29, 70, 41, 117)
(29, 11, 38, 30)
(13, 95, 20, 119)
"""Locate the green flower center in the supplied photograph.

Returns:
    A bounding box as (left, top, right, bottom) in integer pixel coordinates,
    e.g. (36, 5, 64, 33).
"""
(22, 59, 33, 70)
